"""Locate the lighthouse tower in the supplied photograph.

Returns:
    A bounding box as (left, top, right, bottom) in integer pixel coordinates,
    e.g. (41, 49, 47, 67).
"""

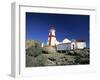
(48, 27, 56, 46)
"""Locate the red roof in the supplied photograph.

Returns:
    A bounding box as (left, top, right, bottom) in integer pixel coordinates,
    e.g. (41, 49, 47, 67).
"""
(76, 39, 85, 42)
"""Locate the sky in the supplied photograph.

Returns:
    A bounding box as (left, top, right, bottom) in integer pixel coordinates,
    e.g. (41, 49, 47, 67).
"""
(26, 12, 90, 48)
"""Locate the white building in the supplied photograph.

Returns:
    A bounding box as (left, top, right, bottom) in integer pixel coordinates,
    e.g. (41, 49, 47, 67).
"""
(62, 38, 71, 43)
(57, 40, 86, 51)
(47, 27, 86, 50)
(75, 40, 86, 49)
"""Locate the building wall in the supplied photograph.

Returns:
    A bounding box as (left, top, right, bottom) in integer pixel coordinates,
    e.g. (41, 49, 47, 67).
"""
(57, 43, 71, 51)
(76, 42, 86, 49)
(56, 41, 86, 51)
(50, 29, 55, 36)
(47, 37, 57, 46)
(71, 42, 77, 49)
(50, 37, 56, 46)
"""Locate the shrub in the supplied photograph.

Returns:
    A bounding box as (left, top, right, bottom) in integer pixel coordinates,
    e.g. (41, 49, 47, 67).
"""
(74, 56, 80, 64)
(26, 42, 42, 57)
(34, 54, 47, 66)
(79, 58, 89, 64)
(42, 50, 48, 54)
(26, 55, 35, 67)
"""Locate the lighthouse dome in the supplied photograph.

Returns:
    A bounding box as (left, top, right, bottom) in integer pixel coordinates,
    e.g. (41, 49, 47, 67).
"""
(62, 38, 71, 43)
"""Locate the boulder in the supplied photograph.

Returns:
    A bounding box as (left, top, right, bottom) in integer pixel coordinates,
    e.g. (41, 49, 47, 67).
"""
(42, 46, 56, 54)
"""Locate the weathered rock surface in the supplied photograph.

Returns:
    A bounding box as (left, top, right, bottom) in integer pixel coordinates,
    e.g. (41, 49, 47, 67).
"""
(26, 40, 89, 67)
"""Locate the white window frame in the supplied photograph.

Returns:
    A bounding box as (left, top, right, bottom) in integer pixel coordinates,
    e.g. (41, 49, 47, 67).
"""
(11, 2, 97, 78)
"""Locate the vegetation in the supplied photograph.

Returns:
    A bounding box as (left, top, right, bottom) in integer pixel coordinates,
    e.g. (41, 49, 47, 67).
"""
(26, 55, 35, 67)
(26, 41, 42, 57)
(26, 40, 90, 67)
(34, 54, 47, 66)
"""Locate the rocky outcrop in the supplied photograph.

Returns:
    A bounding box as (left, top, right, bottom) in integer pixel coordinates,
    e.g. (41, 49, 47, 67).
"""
(26, 40, 89, 67)
(42, 46, 56, 54)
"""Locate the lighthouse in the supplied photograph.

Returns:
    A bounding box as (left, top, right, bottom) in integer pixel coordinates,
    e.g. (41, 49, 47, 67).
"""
(47, 26, 57, 46)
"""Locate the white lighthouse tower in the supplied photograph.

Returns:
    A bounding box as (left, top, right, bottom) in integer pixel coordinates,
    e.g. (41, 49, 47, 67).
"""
(47, 27, 57, 46)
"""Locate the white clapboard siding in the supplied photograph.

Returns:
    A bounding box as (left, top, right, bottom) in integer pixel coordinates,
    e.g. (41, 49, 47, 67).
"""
(57, 43, 71, 51)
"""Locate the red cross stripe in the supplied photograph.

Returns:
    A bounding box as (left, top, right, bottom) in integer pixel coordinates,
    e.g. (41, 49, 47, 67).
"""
(48, 32, 55, 46)
(48, 35, 55, 37)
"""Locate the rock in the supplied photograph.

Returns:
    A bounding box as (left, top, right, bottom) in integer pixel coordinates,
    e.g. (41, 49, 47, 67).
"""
(42, 46, 56, 54)
(45, 59, 56, 66)
(48, 57, 56, 61)
(26, 40, 90, 67)
(67, 50, 75, 55)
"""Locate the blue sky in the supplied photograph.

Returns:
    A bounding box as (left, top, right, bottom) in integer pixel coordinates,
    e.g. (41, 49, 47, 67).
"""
(26, 12, 89, 48)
